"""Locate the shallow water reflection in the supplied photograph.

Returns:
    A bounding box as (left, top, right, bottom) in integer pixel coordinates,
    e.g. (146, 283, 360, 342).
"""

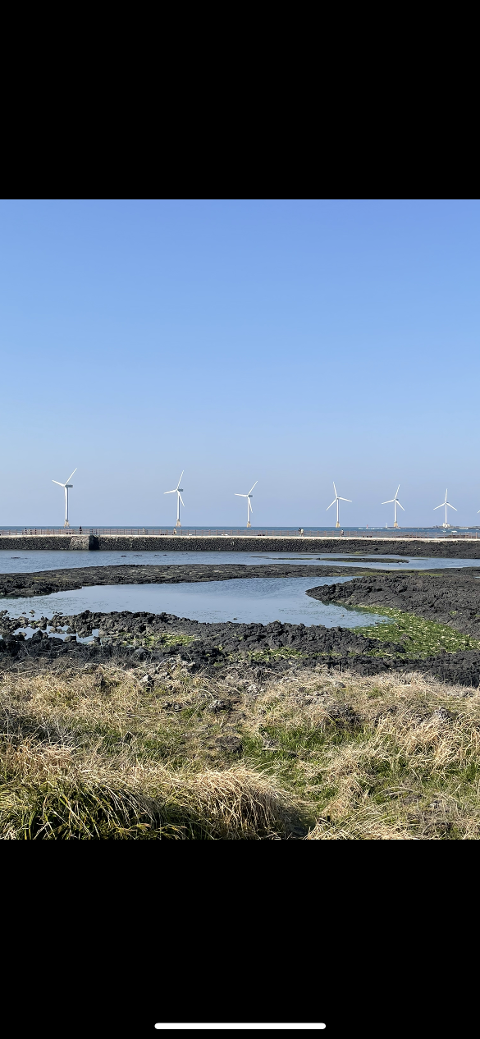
(0, 576, 392, 628)
(0, 548, 479, 576)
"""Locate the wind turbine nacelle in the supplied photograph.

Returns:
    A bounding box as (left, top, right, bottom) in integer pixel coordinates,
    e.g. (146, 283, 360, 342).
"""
(178, 488, 183, 493)
(65, 484, 73, 488)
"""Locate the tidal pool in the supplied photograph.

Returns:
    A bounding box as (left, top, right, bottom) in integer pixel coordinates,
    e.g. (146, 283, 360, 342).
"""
(0, 549, 479, 576)
(0, 576, 393, 628)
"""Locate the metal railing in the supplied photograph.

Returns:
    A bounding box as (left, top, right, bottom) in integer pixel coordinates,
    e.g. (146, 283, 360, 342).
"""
(0, 526, 343, 537)
(0, 527, 479, 539)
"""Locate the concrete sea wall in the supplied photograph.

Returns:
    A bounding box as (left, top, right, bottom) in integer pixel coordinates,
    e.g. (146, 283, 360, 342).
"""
(0, 534, 479, 558)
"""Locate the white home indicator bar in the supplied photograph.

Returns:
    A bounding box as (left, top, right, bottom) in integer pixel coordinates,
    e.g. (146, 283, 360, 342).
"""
(154, 1027, 326, 1031)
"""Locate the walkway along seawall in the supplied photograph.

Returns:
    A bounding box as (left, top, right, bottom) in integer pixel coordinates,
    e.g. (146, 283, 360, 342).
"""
(0, 534, 480, 558)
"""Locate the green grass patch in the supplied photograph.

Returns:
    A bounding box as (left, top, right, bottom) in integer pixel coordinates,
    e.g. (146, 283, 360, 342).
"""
(107, 631, 198, 649)
(352, 605, 480, 657)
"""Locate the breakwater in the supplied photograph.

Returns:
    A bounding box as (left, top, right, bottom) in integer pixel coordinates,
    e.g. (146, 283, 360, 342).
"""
(0, 533, 480, 557)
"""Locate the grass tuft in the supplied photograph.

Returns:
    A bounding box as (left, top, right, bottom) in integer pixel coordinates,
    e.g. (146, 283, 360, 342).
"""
(2, 660, 480, 838)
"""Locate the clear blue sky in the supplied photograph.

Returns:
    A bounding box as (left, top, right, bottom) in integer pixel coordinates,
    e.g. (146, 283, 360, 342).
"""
(1, 199, 478, 527)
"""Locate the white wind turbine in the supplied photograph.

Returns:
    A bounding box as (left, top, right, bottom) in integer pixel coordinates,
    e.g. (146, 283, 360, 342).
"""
(52, 469, 77, 528)
(327, 482, 351, 528)
(434, 489, 457, 529)
(235, 481, 257, 527)
(382, 485, 405, 528)
(164, 472, 185, 527)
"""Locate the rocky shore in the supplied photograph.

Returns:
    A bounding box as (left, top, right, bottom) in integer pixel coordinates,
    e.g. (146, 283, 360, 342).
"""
(2, 565, 480, 688)
(1, 608, 480, 686)
(1, 570, 480, 687)
(310, 569, 480, 636)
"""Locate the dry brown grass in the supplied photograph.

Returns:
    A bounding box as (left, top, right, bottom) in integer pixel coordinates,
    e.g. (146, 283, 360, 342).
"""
(2, 658, 480, 838)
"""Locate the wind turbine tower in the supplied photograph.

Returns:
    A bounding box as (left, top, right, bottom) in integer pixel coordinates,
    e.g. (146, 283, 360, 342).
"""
(235, 482, 257, 527)
(165, 472, 185, 527)
(382, 485, 405, 528)
(327, 483, 351, 528)
(52, 469, 77, 528)
(434, 489, 457, 529)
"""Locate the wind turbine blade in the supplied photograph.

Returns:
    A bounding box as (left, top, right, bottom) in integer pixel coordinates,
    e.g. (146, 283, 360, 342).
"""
(446, 503, 457, 511)
(326, 500, 336, 510)
(176, 471, 184, 489)
(52, 480, 65, 487)
(65, 469, 77, 484)
(339, 497, 351, 502)
(164, 489, 176, 494)
(382, 499, 394, 504)
(248, 481, 258, 495)
(332, 483, 337, 497)
(395, 486, 400, 497)
(179, 495, 185, 507)
(397, 501, 405, 510)
(235, 493, 247, 498)
(433, 504, 443, 510)
(249, 503, 253, 513)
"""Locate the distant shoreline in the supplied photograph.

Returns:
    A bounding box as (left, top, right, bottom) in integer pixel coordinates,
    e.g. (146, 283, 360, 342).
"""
(0, 533, 479, 558)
